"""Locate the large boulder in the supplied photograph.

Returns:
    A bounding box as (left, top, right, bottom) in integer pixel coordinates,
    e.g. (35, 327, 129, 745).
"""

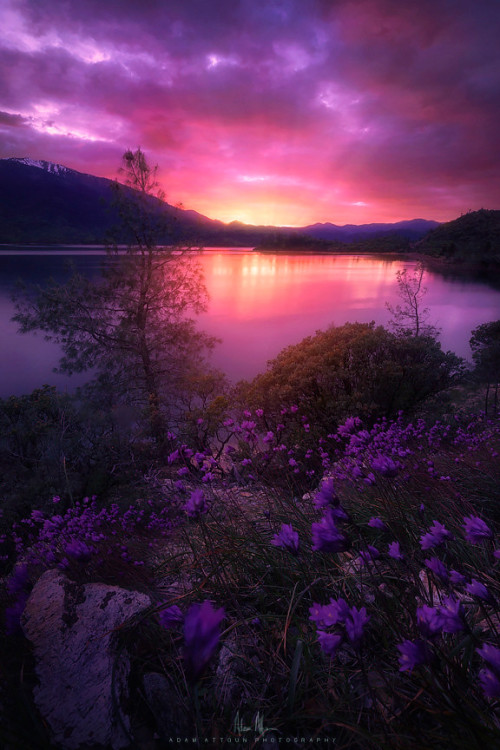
(21, 569, 151, 749)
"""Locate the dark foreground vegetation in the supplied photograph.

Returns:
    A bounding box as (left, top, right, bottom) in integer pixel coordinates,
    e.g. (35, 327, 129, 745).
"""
(1, 152, 500, 749)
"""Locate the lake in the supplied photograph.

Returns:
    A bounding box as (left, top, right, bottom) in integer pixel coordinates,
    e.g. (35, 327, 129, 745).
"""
(1, 247, 500, 397)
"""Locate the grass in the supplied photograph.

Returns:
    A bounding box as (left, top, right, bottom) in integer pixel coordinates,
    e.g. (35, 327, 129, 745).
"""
(1, 404, 500, 749)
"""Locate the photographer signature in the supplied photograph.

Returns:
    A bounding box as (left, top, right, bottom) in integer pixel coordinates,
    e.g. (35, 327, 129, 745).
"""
(233, 710, 278, 737)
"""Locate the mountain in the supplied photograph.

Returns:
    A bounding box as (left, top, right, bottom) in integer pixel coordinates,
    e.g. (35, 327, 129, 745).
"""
(0, 158, 277, 245)
(0, 157, 437, 246)
(415, 209, 500, 267)
(301, 218, 439, 242)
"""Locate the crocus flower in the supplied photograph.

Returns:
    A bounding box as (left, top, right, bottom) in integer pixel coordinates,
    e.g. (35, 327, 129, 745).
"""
(184, 489, 208, 519)
(368, 517, 387, 530)
(271, 523, 300, 555)
(311, 512, 350, 553)
(465, 579, 491, 602)
(417, 605, 444, 638)
(345, 606, 370, 645)
(310, 598, 350, 627)
(397, 639, 430, 672)
(479, 668, 500, 699)
(463, 516, 493, 544)
(438, 596, 465, 633)
(477, 643, 500, 672)
(450, 570, 466, 586)
(184, 601, 225, 681)
(312, 478, 338, 509)
(159, 605, 184, 629)
(420, 521, 453, 550)
(65, 539, 93, 562)
(317, 631, 343, 658)
(371, 455, 400, 477)
(388, 541, 404, 560)
(359, 545, 380, 564)
(424, 557, 449, 582)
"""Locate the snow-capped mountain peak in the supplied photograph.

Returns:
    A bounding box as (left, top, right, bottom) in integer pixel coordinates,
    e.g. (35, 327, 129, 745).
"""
(4, 157, 73, 175)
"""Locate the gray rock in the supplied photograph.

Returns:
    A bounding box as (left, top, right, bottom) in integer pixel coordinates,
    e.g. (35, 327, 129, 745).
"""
(21, 569, 151, 749)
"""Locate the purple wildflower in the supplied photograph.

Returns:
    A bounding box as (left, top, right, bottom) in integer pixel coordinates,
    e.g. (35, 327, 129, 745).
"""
(65, 539, 93, 562)
(477, 643, 500, 673)
(359, 545, 380, 564)
(184, 601, 225, 681)
(450, 570, 466, 586)
(271, 523, 300, 555)
(479, 669, 500, 699)
(337, 417, 363, 436)
(317, 631, 343, 658)
(465, 579, 491, 602)
(184, 489, 208, 519)
(311, 512, 350, 553)
(463, 516, 493, 544)
(159, 605, 184, 629)
(424, 557, 449, 582)
(420, 521, 453, 550)
(310, 598, 350, 627)
(397, 639, 430, 672)
(371, 455, 400, 477)
(417, 605, 444, 639)
(312, 478, 338, 509)
(388, 541, 404, 560)
(329, 505, 349, 522)
(368, 517, 387, 531)
(438, 596, 465, 633)
(345, 606, 370, 645)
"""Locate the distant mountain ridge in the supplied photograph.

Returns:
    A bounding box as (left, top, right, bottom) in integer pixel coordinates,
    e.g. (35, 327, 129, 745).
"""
(0, 157, 442, 246)
(302, 218, 439, 242)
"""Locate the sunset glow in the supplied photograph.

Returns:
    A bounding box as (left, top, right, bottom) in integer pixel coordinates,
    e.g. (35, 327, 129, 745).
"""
(1, 0, 499, 225)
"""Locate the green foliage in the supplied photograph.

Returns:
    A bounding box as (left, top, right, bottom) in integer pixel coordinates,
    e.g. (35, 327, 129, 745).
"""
(0, 386, 119, 512)
(237, 322, 464, 439)
(470, 320, 500, 414)
(470, 320, 500, 383)
(13, 150, 223, 448)
(417, 209, 500, 267)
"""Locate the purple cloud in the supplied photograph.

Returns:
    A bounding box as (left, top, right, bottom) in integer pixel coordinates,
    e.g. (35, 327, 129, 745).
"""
(1, 0, 499, 225)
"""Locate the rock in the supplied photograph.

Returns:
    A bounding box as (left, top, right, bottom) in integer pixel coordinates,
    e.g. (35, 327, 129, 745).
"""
(21, 569, 151, 749)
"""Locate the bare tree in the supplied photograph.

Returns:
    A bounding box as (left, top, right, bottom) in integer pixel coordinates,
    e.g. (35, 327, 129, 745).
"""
(386, 262, 439, 337)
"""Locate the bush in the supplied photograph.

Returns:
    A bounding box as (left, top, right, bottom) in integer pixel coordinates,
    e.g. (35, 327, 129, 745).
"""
(236, 322, 464, 443)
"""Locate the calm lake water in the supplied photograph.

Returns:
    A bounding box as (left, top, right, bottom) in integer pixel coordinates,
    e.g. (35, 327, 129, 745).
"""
(1, 247, 500, 397)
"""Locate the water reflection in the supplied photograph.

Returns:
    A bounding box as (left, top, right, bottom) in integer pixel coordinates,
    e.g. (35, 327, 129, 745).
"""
(1, 248, 500, 394)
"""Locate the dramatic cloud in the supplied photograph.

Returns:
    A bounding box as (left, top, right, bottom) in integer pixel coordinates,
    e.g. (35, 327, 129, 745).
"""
(1, 0, 499, 224)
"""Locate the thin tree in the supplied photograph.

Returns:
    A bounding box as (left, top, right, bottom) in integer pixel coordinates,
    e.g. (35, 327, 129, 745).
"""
(14, 149, 219, 448)
(386, 262, 439, 338)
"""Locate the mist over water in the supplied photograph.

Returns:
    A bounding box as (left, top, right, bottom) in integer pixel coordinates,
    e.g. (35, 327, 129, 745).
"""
(1, 248, 499, 396)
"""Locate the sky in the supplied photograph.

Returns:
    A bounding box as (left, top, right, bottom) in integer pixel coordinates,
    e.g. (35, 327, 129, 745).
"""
(1, 0, 499, 226)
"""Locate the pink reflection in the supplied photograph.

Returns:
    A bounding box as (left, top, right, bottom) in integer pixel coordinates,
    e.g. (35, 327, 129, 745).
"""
(197, 252, 500, 383)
